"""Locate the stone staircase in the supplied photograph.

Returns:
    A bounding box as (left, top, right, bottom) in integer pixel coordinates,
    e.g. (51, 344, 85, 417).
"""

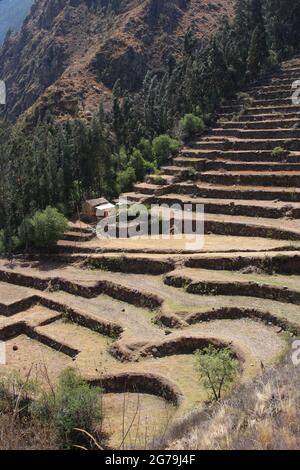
(125, 57, 300, 240)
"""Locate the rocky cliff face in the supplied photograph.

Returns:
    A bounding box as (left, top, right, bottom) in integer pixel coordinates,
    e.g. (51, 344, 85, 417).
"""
(0, 0, 234, 122)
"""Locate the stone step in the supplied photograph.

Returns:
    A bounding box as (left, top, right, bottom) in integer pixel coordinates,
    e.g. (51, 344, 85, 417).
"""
(188, 141, 227, 151)
(251, 79, 295, 89)
(146, 174, 174, 185)
(221, 104, 300, 115)
(173, 157, 207, 170)
(145, 206, 300, 240)
(267, 76, 300, 86)
(252, 75, 298, 88)
(185, 251, 300, 274)
(151, 194, 300, 219)
(229, 97, 296, 108)
(251, 90, 292, 100)
(172, 182, 300, 202)
(218, 119, 300, 130)
(175, 154, 300, 171)
(264, 68, 300, 79)
(164, 269, 300, 305)
(120, 192, 146, 203)
(233, 97, 295, 108)
(211, 128, 300, 140)
(219, 112, 300, 122)
(68, 225, 93, 234)
(254, 97, 296, 107)
(198, 171, 300, 187)
(160, 166, 185, 176)
(64, 231, 94, 243)
(181, 149, 300, 163)
(203, 213, 300, 240)
(282, 58, 300, 66)
(206, 160, 300, 172)
(251, 84, 294, 92)
(133, 183, 164, 195)
(278, 67, 300, 76)
(191, 138, 300, 152)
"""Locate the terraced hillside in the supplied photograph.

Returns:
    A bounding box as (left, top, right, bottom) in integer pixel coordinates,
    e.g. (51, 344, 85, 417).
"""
(1, 57, 300, 449)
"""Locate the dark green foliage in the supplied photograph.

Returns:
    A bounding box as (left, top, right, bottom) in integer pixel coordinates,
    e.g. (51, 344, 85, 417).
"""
(246, 1, 269, 80)
(264, 0, 300, 60)
(132, 0, 299, 139)
(129, 149, 149, 181)
(116, 166, 136, 193)
(137, 138, 154, 162)
(179, 114, 205, 140)
(247, 24, 268, 80)
(31, 368, 102, 449)
(152, 135, 179, 166)
(28, 206, 68, 249)
(0, 105, 118, 246)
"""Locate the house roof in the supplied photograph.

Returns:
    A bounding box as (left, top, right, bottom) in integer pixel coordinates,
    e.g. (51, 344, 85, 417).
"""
(85, 197, 108, 208)
(96, 203, 115, 211)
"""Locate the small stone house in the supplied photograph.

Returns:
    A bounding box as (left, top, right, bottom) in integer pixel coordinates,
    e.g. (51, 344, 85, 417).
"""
(81, 198, 115, 220)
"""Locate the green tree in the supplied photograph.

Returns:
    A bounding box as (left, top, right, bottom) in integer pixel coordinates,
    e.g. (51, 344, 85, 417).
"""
(129, 148, 155, 181)
(247, 24, 268, 80)
(29, 206, 68, 249)
(246, 0, 268, 80)
(116, 166, 136, 193)
(112, 79, 123, 145)
(152, 135, 179, 166)
(195, 345, 239, 401)
(265, 0, 300, 59)
(137, 137, 154, 162)
(179, 114, 205, 141)
(129, 149, 147, 181)
(31, 368, 102, 449)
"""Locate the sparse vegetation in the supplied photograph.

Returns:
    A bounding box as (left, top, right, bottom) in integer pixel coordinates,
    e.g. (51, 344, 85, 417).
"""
(177, 167, 198, 182)
(0, 368, 103, 450)
(271, 146, 287, 158)
(150, 175, 166, 185)
(165, 357, 300, 450)
(0, 371, 37, 414)
(31, 368, 103, 449)
(195, 346, 239, 401)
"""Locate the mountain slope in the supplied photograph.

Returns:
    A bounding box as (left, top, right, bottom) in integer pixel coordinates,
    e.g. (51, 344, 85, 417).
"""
(0, 0, 33, 43)
(0, 0, 234, 122)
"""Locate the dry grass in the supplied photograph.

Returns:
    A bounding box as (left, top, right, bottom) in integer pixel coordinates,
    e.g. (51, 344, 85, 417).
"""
(70, 234, 299, 253)
(156, 356, 300, 450)
(0, 414, 55, 450)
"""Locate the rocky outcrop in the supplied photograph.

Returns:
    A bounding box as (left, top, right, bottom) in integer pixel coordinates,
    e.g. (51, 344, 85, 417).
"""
(0, 0, 234, 122)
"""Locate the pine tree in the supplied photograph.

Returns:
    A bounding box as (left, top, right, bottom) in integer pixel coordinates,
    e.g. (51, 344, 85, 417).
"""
(247, 0, 268, 81)
(265, 0, 300, 60)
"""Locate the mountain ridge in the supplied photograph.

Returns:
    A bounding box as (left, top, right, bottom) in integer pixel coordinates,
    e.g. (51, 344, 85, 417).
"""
(0, 0, 234, 122)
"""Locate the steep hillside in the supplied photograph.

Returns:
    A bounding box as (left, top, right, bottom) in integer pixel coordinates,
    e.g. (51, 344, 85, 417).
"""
(0, 0, 33, 44)
(0, 0, 234, 122)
